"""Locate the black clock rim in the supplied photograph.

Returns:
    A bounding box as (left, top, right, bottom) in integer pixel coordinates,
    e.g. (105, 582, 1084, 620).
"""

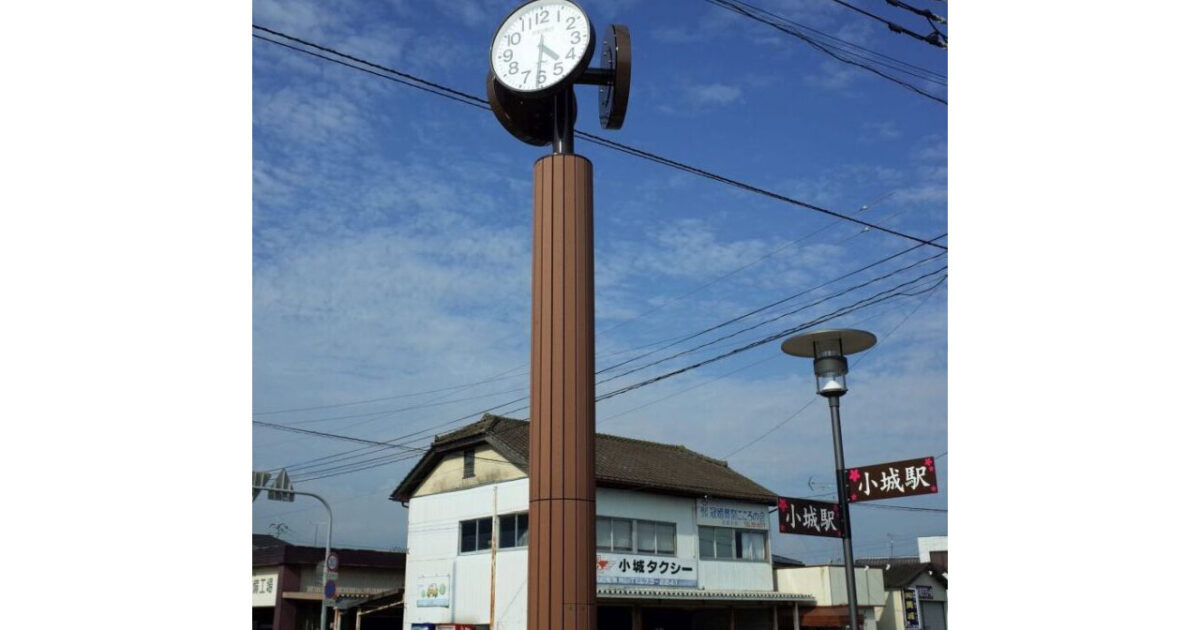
(599, 24, 631, 130)
(486, 70, 578, 147)
(488, 0, 596, 99)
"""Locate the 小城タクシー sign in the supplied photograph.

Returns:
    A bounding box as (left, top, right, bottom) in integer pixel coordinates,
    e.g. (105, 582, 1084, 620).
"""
(596, 553, 698, 587)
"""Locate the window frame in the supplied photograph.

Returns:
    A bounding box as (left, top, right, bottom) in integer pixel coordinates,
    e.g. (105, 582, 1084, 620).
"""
(463, 448, 475, 479)
(459, 511, 529, 554)
(698, 525, 770, 562)
(596, 516, 677, 556)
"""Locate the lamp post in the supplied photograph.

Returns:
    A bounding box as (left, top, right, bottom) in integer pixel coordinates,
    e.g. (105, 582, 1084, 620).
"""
(782, 329, 877, 630)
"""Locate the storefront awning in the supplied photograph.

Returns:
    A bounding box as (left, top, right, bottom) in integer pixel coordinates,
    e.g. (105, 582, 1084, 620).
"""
(797, 605, 867, 628)
(598, 586, 814, 603)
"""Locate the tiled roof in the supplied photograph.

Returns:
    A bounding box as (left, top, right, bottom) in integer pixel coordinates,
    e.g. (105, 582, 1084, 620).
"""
(253, 533, 289, 549)
(866, 562, 946, 590)
(391, 414, 777, 504)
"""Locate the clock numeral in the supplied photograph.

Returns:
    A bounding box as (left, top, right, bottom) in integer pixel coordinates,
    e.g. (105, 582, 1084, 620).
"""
(566, 48, 577, 60)
(553, 61, 563, 76)
(537, 9, 548, 24)
(566, 16, 576, 29)
(508, 61, 519, 75)
(507, 32, 521, 46)
(537, 70, 547, 86)
(521, 70, 531, 85)
(570, 31, 582, 45)
(501, 49, 513, 62)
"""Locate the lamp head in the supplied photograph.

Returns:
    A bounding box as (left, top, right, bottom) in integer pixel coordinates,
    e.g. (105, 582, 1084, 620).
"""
(780, 329, 877, 398)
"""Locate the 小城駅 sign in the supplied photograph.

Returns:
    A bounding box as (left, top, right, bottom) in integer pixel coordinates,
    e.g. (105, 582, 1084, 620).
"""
(776, 496, 844, 538)
(846, 456, 938, 503)
(415, 575, 451, 607)
(596, 553, 698, 587)
(696, 498, 768, 530)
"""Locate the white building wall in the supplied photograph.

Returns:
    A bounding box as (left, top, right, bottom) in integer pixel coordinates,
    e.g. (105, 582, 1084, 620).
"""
(917, 536, 947, 562)
(597, 488, 773, 592)
(405, 479, 531, 630)
(405, 479, 777, 629)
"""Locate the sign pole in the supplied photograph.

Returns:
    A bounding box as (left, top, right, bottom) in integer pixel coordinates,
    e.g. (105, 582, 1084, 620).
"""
(828, 396, 859, 630)
(253, 485, 333, 630)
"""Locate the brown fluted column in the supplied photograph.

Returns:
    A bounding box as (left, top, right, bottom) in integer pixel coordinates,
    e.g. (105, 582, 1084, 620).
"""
(529, 153, 596, 630)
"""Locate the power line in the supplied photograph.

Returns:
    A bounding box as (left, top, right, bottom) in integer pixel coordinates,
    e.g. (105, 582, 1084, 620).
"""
(595, 268, 946, 402)
(259, 194, 896, 426)
(251, 26, 947, 249)
(253, 364, 527, 416)
(262, 243, 945, 475)
(261, 235, 942, 468)
(822, 0, 947, 48)
(707, 0, 945, 85)
(596, 249, 946, 385)
(746, 0, 945, 80)
(884, 0, 946, 25)
(705, 1, 945, 104)
(722, 275, 945, 459)
(266, 244, 945, 475)
(260, 269, 945, 482)
(258, 199, 890, 426)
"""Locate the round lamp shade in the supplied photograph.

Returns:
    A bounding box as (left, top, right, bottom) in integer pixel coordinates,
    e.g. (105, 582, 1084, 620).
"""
(781, 329, 877, 358)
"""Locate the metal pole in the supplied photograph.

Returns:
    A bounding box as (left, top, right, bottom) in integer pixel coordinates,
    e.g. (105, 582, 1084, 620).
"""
(551, 89, 574, 154)
(253, 487, 333, 630)
(827, 396, 859, 630)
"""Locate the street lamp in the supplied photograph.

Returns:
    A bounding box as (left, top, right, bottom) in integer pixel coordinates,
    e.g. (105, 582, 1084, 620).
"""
(782, 329, 876, 630)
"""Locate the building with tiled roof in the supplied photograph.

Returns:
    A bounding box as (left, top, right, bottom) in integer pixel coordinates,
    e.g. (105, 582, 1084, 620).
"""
(389, 414, 876, 630)
(390, 413, 777, 504)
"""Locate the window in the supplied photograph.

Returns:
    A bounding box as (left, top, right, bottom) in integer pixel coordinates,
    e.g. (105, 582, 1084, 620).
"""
(498, 512, 529, 548)
(596, 517, 676, 555)
(463, 448, 475, 479)
(699, 526, 767, 561)
(612, 518, 632, 552)
(460, 513, 528, 553)
(459, 516, 491, 553)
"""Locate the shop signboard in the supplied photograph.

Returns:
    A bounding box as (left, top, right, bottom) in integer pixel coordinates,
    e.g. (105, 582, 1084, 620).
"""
(776, 496, 844, 538)
(903, 587, 923, 629)
(845, 456, 938, 503)
(696, 497, 768, 530)
(252, 568, 277, 607)
(415, 575, 451, 607)
(596, 553, 698, 587)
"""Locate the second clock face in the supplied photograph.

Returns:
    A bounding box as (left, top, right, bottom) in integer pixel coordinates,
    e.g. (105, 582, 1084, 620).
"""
(490, 0, 593, 94)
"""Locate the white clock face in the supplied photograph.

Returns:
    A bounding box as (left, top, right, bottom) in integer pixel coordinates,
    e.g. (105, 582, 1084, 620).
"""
(491, 0, 591, 94)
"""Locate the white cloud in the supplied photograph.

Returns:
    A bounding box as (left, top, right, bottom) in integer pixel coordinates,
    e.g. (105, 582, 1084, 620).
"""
(861, 120, 902, 142)
(684, 82, 744, 107)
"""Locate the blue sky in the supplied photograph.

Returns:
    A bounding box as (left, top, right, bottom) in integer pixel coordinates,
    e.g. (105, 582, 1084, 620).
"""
(251, 0, 948, 563)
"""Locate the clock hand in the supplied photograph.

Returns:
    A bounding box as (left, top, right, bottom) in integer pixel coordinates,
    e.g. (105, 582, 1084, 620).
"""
(539, 41, 560, 61)
(536, 34, 546, 85)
